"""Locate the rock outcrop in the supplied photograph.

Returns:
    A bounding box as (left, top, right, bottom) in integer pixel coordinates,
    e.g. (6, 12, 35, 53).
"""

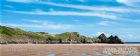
(108, 35, 124, 44)
(98, 33, 109, 43)
(98, 33, 124, 44)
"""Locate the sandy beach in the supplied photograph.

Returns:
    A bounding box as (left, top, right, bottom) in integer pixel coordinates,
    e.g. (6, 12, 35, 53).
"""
(1, 44, 140, 56)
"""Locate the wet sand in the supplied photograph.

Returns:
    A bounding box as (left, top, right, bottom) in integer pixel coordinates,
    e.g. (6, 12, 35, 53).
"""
(1, 44, 140, 56)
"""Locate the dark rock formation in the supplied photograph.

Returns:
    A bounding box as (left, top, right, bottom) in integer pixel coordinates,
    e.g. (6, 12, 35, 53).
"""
(108, 35, 124, 44)
(98, 33, 109, 43)
(98, 33, 124, 44)
(108, 35, 114, 43)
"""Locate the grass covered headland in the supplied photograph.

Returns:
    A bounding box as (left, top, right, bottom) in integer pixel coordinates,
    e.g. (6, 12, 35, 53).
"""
(0, 25, 123, 44)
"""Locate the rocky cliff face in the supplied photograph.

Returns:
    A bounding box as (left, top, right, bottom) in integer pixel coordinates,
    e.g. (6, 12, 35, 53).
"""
(108, 35, 124, 44)
(98, 33, 109, 43)
(98, 33, 124, 44)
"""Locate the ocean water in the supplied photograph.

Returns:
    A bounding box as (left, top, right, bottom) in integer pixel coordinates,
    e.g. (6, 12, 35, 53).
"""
(125, 42, 140, 44)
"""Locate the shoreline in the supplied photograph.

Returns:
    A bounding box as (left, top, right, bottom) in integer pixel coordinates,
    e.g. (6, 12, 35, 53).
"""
(1, 44, 140, 46)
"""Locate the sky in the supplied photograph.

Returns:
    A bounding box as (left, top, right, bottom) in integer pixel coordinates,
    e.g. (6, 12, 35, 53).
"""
(0, 0, 140, 42)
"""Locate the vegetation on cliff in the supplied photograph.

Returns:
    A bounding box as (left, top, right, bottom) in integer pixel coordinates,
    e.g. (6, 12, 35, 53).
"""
(0, 25, 123, 44)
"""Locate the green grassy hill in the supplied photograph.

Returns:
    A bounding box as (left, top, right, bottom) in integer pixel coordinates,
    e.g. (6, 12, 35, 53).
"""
(0, 25, 96, 44)
(0, 25, 48, 41)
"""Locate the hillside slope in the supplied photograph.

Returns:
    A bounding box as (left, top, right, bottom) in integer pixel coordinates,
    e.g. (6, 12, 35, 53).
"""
(0, 25, 94, 44)
(0, 25, 123, 44)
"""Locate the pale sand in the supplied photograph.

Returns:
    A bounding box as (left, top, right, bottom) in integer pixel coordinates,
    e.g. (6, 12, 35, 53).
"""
(1, 44, 140, 56)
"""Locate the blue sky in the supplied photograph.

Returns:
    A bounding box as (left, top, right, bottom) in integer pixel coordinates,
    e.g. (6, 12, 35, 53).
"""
(0, 0, 140, 42)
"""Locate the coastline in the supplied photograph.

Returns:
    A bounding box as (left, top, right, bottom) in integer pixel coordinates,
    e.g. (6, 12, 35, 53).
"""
(1, 44, 140, 46)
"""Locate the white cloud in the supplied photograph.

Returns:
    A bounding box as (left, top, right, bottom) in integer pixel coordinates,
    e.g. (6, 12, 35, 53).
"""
(120, 19, 140, 23)
(49, 8, 55, 12)
(5, 9, 120, 20)
(39, 2, 140, 13)
(6, 0, 34, 3)
(22, 19, 43, 23)
(6, 0, 140, 13)
(120, 33, 138, 42)
(1, 19, 97, 30)
(97, 21, 111, 26)
(99, 0, 114, 2)
(46, 24, 73, 29)
(4, 5, 14, 8)
(116, 0, 140, 7)
(2, 23, 73, 30)
(117, 0, 131, 5)
(5, 0, 140, 22)
(2, 21, 97, 30)
(2, 19, 74, 30)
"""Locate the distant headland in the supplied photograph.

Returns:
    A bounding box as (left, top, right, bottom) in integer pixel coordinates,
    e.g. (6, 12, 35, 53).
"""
(0, 25, 123, 44)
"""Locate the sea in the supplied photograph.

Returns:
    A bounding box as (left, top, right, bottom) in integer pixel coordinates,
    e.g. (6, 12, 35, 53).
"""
(125, 42, 140, 44)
